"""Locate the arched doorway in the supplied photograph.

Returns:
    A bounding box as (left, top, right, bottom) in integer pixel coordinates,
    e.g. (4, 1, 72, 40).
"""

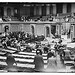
(4, 25, 9, 32)
(31, 25, 35, 35)
(51, 25, 56, 36)
(46, 26, 50, 37)
(7, 8, 11, 16)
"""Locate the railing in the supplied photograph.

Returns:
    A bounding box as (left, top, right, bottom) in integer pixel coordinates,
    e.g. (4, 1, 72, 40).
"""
(1, 13, 75, 23)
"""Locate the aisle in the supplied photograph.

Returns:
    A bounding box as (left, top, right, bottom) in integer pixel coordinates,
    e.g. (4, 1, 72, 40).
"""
(0, 46, 75, 72)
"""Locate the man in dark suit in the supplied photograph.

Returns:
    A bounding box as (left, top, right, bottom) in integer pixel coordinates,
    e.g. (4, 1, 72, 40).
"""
(34, 50, 44, 72)
(5, 52, 17, 72)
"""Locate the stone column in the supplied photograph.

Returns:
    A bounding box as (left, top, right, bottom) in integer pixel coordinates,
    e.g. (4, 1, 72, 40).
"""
(71, 3, 75, 13)
(63, 4, 67, 14)
(11, 7, 14, 16)
(53, 4, 56, 15)
(46, 4, 50, 15)
(4, 7, 7, 16)
(34, 6, 36, 16)
(39, 6, 42, 15)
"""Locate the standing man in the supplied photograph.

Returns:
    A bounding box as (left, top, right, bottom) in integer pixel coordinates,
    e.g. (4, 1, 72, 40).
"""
(34, 50, 44, 72)
(46, 50, 57, 72)
(17, 41, 21, 52)
(5, 52, 17, 72)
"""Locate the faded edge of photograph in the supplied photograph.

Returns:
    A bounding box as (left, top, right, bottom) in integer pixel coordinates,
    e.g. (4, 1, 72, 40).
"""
(0, 2, 75, 73)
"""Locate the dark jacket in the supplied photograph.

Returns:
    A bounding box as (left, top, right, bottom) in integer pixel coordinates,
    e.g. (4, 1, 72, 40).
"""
(47, 51, 54, 59)
(34, 55, 44, 71)
(6, 55, 16, 66)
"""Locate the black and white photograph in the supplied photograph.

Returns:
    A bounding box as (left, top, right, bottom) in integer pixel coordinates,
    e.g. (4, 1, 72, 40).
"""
(0, 2, 75, 73)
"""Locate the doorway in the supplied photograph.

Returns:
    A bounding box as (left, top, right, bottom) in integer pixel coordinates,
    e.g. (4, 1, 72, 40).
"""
(46, 26, 50, 37)
(4, 25, 9, 32)
(51, 25, 56, 36)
